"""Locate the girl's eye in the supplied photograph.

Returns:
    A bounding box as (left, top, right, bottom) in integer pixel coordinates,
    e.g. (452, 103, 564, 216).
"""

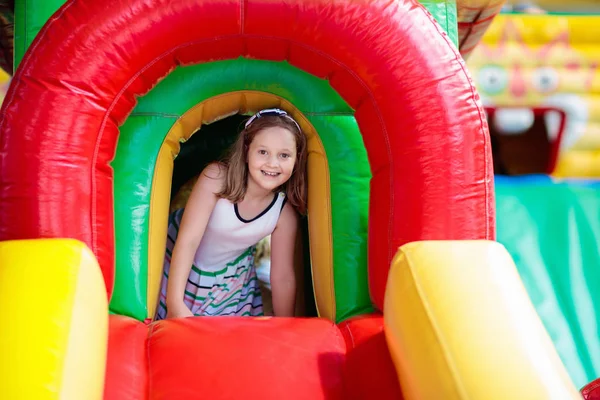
(280, 153, 290, 159)
(258, 150, 267, 155)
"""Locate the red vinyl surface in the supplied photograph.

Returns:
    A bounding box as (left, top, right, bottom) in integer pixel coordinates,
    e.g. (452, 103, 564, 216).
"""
(339, 314, 404, 400)
(104, 315, 149, 400)
(147, 317, 345, 399)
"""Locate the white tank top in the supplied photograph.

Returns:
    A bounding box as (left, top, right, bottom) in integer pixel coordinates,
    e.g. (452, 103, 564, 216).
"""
(193, 192, 286, 271)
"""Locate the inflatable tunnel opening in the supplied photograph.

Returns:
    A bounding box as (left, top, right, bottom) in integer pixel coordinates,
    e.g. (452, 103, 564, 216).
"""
(167, 114, 317, 317)
(110, 89, 339, 322)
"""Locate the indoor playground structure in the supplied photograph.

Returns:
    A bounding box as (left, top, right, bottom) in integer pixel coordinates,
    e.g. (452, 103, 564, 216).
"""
(0, 1, 595, 399)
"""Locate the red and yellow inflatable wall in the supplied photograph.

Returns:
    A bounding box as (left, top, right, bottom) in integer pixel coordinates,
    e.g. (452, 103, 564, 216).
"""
(0, 1, 583, 399)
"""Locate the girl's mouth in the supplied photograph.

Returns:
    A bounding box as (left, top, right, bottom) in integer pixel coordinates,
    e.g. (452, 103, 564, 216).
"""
(261, 170, 280, 177)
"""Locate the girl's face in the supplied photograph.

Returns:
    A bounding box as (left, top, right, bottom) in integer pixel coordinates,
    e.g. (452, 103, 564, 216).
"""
(247, 126, 297, 193)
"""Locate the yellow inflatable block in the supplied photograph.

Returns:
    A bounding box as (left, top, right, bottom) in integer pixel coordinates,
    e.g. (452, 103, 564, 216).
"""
(384, 240, 580, 400)
(554, 149, 600, 178)
(0, 239, 108, 400)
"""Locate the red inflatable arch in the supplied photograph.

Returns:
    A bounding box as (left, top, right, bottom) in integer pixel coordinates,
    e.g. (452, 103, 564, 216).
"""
(0, 0, 494, 311)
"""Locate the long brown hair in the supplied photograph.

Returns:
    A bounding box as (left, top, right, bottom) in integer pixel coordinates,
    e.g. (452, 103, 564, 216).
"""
(218, 114, 308, 214)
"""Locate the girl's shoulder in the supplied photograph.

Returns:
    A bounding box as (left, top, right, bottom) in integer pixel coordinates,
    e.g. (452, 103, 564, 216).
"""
(195, 162, 226, 195)
(277, 199, 299, 227)
(202, 162, 227, 180)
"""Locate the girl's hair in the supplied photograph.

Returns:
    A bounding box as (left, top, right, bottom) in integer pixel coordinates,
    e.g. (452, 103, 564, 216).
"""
(218, 111, 308, 214)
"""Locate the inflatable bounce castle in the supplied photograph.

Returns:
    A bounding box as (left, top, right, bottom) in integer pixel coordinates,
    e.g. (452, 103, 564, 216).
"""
(0, 1, 594, 399)
(468, 12, 600, 178)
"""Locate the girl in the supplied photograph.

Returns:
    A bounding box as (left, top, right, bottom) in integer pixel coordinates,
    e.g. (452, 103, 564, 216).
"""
(155, 108, 307, 319)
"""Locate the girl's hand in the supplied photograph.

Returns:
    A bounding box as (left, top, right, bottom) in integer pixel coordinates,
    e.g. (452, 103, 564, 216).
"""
(166, 302, 194, 319)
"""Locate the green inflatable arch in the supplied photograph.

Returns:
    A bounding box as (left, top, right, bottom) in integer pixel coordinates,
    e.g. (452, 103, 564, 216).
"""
(111, 58, 373, 322)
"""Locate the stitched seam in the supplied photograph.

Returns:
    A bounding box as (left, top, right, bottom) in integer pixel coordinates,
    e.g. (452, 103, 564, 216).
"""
(321, 133, 335, 321)
(445, 0, 451, 42)
(343, 323, 356, 349)
(302, 112, 353, 116)
(240, 0, 245, 35)
(334, 324, 349, 398)
(146, 322, 155, 399)
(584, 382, 600, 393)
(130, 112, 180, 118)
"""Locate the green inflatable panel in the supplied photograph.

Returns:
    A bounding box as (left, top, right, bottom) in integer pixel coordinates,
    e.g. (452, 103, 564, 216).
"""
(111, 115, 178, 318)
(310, 115, 373, 321)
(14, 0, 63, 68)
(111, 59, 372, 323)
(421, 0, 458, 47)
(496, 175, 600, 389)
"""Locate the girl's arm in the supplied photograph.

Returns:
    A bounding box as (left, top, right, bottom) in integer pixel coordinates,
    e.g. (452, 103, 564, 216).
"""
(269, 202, 299, 317)
(165, 163, 223, 318)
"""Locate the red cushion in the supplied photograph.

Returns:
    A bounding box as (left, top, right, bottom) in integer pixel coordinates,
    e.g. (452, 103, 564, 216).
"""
(147, 317, 346, 400)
